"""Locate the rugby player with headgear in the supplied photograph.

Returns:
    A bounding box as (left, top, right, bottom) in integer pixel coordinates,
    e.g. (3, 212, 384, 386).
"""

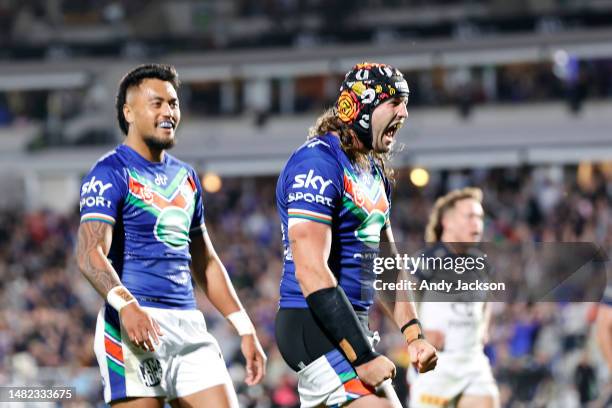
(275, 62, 438, 407)
(76, 64, 266, 407)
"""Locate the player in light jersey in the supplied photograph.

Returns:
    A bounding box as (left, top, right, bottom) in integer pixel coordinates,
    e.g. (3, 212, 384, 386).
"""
(76, 64, 266, 407)
(410, 187, 499, 408)
(595, 278, 612, 407)
(275, 62, 437, 408)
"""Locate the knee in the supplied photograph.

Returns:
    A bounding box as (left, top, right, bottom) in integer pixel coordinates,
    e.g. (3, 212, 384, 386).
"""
(346, 395, 396, 408)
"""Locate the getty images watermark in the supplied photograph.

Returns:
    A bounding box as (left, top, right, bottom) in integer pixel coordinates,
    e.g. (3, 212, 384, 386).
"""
(371, 252, 506, 293)
(363, 242, 609, 302)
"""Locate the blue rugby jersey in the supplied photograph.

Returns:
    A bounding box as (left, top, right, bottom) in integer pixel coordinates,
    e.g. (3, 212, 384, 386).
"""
(276, 133, 391, 311)
(79, 144, 205, 309)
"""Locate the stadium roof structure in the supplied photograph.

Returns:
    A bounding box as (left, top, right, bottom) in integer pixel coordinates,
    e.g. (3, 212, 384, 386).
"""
(1, 101, 610, 175)
(0, 27, 612, 90)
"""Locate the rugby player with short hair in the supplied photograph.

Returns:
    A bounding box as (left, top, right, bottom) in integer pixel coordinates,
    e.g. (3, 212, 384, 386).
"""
(76, 64, 266, 407)
(409, 187, 500, 408)
(275, 62, 438, 408)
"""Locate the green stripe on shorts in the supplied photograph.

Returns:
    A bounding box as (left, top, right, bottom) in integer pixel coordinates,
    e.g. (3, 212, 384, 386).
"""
(105, 321, 121, 342)
(107, 358, 125, 377)
(338, 371, 357, 382)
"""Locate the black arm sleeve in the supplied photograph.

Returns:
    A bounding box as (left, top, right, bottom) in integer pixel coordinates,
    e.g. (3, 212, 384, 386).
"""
(306, 286, 379, 366)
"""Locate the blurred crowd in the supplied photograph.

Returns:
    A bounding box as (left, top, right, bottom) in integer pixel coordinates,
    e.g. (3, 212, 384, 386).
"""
(2, 0, 610, 57)
(0, 162, 610, 407)
(1, 57, 610, 133)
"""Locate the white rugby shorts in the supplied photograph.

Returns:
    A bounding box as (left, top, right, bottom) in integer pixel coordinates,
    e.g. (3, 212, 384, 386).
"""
(409, 351, 499, 407)
(94, 306, 237, 404)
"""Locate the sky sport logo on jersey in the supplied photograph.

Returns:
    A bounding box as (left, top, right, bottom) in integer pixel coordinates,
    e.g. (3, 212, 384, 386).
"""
(289, 169, 334, 207)
(80, 176, 113, 210)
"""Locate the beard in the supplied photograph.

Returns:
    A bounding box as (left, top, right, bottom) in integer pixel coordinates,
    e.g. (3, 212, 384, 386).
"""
(143, 133, 175, 151)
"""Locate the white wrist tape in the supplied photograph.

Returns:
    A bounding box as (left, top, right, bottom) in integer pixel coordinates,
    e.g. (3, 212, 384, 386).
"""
(106, 286, 137, 312)
(226, 310, 255, 336)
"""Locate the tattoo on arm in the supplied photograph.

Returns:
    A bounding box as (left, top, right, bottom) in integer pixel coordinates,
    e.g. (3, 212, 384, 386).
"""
(76, 221, 122, 297)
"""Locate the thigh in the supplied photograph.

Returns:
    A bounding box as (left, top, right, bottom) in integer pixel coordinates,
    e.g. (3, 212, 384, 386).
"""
(275, 308, 335, 371)
(164, 310, 237, 401)
(409, 369, 464, 408)
(460, 358, 499, 407)
(168, 384, 238, 408)
(345, 394, 394, 408)
(276, 309, 377, 407)
(95, 307, 165, 404)
(298, 349, 375, 407)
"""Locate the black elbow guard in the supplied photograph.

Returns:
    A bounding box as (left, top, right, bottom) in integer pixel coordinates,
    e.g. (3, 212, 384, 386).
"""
(306, 286, 379, 366)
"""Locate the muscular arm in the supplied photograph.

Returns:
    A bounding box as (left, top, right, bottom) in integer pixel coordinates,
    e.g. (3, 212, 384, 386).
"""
(377, 226, 438, 372)
(76, 221, 122, 297)
(190, 229, 267, 385)
(596, 305, 612, 372)
(289, 221, 336, 295)
(376, 226, 421, 329)
(189, 230, 245, 316)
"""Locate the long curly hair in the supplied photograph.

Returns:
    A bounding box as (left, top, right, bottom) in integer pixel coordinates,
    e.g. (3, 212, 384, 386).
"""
(308, 107, 395, 182)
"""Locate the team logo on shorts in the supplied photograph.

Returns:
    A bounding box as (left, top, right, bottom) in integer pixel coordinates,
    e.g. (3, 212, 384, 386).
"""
(139, 358, 162, 387)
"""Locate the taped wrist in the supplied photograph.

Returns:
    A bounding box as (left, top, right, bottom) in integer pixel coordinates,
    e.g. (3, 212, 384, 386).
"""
(107, 285, 137, 312)
(226, 310, 255, 336)
(401, 318, 425, 344)
(306, 286, 379, 366)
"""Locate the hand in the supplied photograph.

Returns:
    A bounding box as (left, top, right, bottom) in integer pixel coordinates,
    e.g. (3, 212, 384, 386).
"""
(408, 339, 437, 373)
(355, 355, 396, 387)
(425, 329, 445, 351)
(240, 334, 267, 386)
(119, 303, 163, 352)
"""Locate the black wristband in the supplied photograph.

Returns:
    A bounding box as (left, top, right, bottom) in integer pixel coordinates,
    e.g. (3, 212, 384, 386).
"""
(306, 286, 379, 366)
(401, 318, 425, 344)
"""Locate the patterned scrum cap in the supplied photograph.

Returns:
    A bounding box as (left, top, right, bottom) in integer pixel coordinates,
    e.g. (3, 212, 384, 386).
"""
(335, 62, 409, 149)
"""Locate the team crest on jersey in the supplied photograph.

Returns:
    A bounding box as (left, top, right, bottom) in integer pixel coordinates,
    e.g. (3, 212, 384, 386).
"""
(127, 168, 197, 249)
(142, 185, 154, 204)
(342, 169, 389, 245)
(351, 183, 366, 207)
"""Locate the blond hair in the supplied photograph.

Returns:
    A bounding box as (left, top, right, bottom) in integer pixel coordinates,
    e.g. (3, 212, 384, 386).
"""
(425, 187, 483, 243)
(308, 107, 394, 181)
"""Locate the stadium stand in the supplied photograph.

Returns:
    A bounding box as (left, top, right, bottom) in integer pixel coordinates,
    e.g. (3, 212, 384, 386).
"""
(0, 1, 610, 406)
(0, 163, 610, 406)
